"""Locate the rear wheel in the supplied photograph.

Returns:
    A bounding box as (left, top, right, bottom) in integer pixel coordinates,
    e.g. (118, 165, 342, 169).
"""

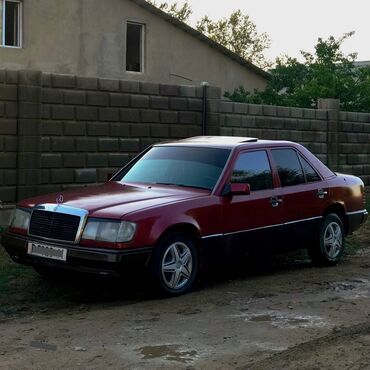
(309, 213, 345, 266)
(151, 232, 199, 296)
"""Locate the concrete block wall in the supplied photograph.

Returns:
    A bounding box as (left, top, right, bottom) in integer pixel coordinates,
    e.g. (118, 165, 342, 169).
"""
(0, 71, 18, 204)
(17, 71, 207, 198)
(338, 111, 370, 184)
(216, 98, 370, 185)
(217, 102, 328, 164)
(17, 70, 43, 201)
(0, 69, 369, 206)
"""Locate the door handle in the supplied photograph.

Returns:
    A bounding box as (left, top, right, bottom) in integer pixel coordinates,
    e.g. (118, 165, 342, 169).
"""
(317, 189, 328, 199)
(270, 196, 283, 208)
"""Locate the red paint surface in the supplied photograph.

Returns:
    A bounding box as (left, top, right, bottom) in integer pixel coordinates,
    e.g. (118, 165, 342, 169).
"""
(14, 139, 366, 250)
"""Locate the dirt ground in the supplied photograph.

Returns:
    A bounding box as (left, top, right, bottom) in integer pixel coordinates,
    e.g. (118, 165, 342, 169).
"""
(0, 243, 370, 369)
(0, 190, 369, 369)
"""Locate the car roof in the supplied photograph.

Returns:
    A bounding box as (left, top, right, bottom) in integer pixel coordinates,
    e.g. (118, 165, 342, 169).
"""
(155, 136, 336, 180)
(156, 136, 295, 149)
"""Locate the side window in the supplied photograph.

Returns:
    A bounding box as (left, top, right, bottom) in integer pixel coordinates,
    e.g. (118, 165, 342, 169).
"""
(126, 22, 145, 73)
(1, 0, 22, 47)
(231, 151, 273, 191)
(299, 155, 321, 182)
(271, 149, 305, 187)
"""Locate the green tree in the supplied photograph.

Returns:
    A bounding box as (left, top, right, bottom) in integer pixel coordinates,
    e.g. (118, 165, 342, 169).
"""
(226, 32, 370, 112)
(147, 1, 271, 69)
(196, 10, 271, 69)
(148, 1, 192, 23)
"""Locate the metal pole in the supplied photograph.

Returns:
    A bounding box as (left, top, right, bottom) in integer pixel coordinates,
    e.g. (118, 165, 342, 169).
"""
(201, 82, 209, 136)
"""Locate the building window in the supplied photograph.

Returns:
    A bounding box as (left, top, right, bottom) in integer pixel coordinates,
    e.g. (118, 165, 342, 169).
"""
(126, 22, 144, 73)
(0, 0, 22, 47)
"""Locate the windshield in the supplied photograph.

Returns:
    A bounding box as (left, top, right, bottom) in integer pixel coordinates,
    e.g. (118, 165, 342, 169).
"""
(116, 146, 231, 191)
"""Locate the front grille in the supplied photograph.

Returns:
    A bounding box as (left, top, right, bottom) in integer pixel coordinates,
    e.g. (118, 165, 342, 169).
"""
(29, 210, 81, 242)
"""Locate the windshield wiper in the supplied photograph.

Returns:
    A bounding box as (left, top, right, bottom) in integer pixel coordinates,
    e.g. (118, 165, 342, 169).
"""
(154, 183, 211, 191)
(154, 182, 176, 186)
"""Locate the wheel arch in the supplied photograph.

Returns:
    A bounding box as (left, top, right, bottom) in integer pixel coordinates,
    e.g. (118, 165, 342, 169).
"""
(323, 203, 348, 235)
(156, 223, 203, 260)
(149, 223, 203, 294)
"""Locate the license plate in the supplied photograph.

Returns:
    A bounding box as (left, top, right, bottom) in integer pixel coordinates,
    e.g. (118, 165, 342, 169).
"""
(27, 242, 67, 262)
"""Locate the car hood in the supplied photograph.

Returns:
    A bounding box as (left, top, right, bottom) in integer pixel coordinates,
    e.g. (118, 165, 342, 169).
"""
(18, 182, 209, 219)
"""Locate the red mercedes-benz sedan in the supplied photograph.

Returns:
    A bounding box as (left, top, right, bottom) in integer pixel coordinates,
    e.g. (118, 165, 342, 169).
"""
(2, 137, 368, 295)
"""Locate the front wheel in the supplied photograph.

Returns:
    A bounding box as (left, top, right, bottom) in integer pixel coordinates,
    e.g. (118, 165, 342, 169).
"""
(151, 232, 199, 296)
(309, 213, 345, 266)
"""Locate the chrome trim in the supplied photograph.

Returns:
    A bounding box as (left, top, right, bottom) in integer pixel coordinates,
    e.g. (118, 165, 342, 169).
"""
(202, 216, 323, 239)
(346, 209, 368, 216)
(224, 223, 282, 237)
(285, 216, 322, 226)
(28, 204, 89, 245)
(202, 233, 224, 240)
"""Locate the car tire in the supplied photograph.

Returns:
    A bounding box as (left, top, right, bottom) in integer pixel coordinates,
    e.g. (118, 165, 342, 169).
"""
(150, 232, 199, 296)
(309, 213, 345, 266)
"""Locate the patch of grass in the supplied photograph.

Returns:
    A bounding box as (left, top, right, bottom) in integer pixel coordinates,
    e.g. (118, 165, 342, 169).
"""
(0, 248, 80, 316)
(0, 248, 36, 316)
(0, 246, 151, 319)
(346, 237, 365, 255)
(0, 258, 33, 294)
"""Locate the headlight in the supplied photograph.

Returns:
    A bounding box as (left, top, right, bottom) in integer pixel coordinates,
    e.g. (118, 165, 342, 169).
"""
(82, 220, 136, 243)
(10, 208, 31, 231)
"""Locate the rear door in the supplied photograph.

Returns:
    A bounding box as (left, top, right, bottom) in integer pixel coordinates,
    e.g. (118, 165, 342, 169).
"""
(270, 148, 329, 249)
(221, 150, 284, 256)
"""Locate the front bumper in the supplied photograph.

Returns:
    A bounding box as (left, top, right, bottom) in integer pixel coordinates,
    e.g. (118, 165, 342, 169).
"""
(2, 232, 153, 277)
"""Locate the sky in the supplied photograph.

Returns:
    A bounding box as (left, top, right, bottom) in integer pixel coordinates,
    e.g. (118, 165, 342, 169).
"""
(182, 0, 370, 63)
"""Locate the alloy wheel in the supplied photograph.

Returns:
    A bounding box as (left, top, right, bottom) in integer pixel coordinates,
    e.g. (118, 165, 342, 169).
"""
(161, 242, 193, 290)
(323, 221, 343, 259)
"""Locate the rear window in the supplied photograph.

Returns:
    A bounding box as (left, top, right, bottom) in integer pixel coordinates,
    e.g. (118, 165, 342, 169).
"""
(271, 149, 305, 187)
(299, 154, 321, 183)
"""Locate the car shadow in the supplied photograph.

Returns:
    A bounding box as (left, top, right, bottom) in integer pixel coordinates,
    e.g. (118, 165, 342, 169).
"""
(1, 250, 315, 318)
(199, 250, 313, 290)
(42, 250, 313, 302)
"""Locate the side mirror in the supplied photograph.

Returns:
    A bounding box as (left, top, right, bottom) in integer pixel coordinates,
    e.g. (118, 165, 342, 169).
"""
(223, 183, 251, 196)
(231, 183, 251, 196)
